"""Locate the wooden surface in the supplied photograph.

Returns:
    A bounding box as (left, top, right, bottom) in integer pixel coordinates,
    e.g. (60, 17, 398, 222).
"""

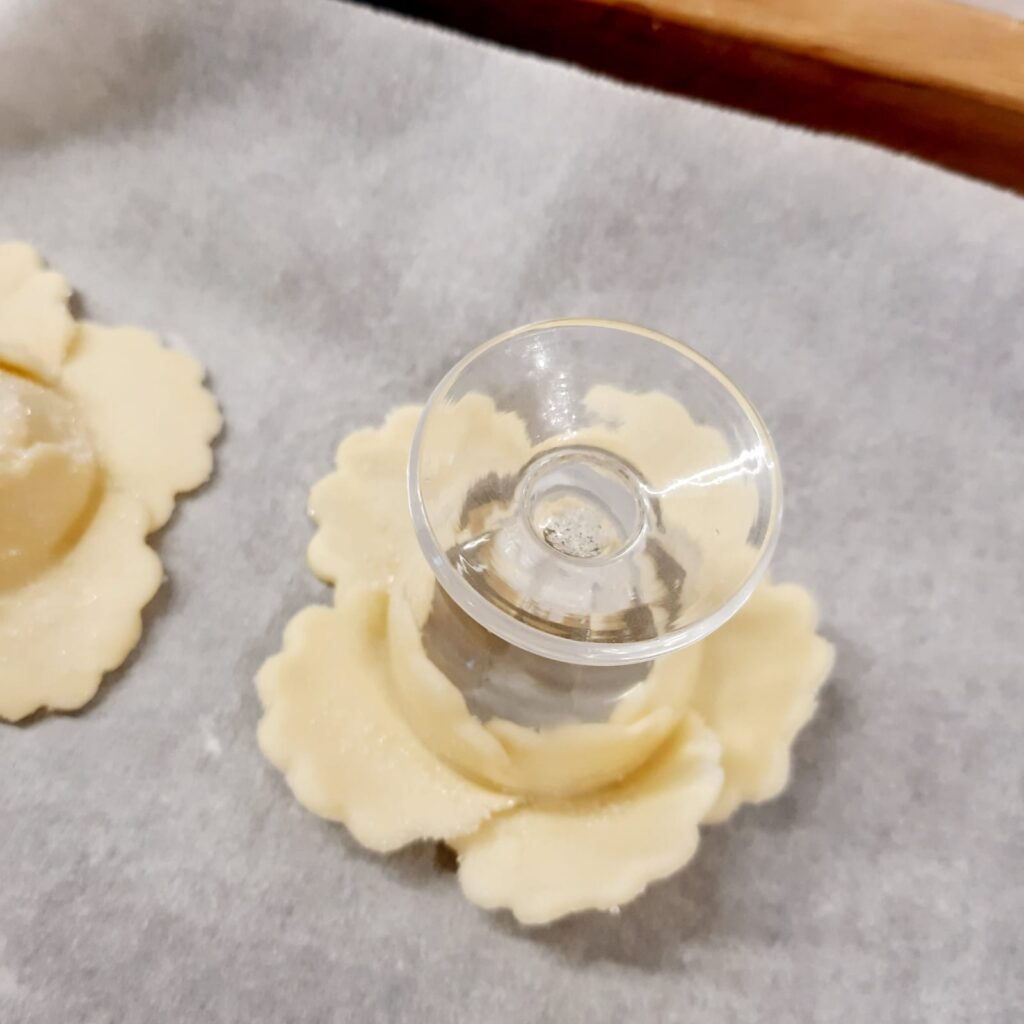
(596, 0, 1024, 113)
(365, 0, 1024, 195)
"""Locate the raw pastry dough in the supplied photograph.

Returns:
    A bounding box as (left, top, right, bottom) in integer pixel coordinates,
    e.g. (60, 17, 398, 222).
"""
(687, 580, 835, 823)
(571, 386, 761, 623)
(61, 324, 218, 530)
(0, 373, 98, 588)
(258, 388, 832, 923)
(452, 713, 722, 925)
(308, 406, 424, 592)
(257, 590, 514, 852)
(0, 243, 220, 722)
(388, 559, 700, 798)
(0, 491, 161, 720)
(308, 396, 531, 592)
(0, 242, 75, 380)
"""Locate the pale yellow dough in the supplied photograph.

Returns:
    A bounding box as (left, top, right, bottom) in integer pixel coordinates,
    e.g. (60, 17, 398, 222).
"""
(0, 373, 98, 588)
(0, 243, 220, 722)
(0, 242, 75, 380)
(309, 396, 531, 591)
(310, 396, 704, 798)
(571, 386, 761, 624)
(388, 560, 701, 799)
(308, 406, 424, 591)
(0, 491, 161, 720)
(257, 590, 515, 851)
(452, 714, 722, 925)
(258, 388, 833, 923)
(689, 580, 835, 823)
(61, 324, 219, 531)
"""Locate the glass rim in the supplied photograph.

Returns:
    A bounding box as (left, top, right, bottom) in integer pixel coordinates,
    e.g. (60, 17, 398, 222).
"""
(407, 317, 783, 665)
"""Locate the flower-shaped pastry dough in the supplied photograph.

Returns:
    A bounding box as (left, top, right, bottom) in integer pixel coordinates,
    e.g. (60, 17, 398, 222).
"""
(0, 243, 220, 722)
(258, 395, 833, 924)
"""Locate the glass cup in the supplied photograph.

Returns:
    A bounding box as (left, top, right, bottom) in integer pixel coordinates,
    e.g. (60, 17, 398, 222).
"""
(406, 318, 781, 725)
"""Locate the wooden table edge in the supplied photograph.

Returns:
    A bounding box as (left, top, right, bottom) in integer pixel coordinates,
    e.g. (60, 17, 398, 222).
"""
(590, 0, 1024, 115)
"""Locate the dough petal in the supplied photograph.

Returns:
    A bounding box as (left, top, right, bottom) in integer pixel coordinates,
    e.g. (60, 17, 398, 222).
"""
(0, 242, 75, 380)
(576, 386, 761, 622)
(0, 489, 162, 721)
(687, 580, 835, 824)
(452, 713, 723, 925)
(389, 567, 684, 799)
(0, 241, 41, 292)
(308, 397, 532, 594)
(308, 406, 421, 591)
(256, 592, 515, 853)
(60, 324, 221, 531)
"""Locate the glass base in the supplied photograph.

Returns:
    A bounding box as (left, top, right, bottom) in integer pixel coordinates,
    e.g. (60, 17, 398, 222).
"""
(420, 584, 651, 728)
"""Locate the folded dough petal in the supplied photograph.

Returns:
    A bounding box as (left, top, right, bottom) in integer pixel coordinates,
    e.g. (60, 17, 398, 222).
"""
(0, 242, 75, 380)
(60, 324, 221, 531)
(388, 561, 692, 799)
(257, 591, 515, 853)
(0, 488, 162, 722)
(452, 712, 723, 925)
(686, 580, 835, 824)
